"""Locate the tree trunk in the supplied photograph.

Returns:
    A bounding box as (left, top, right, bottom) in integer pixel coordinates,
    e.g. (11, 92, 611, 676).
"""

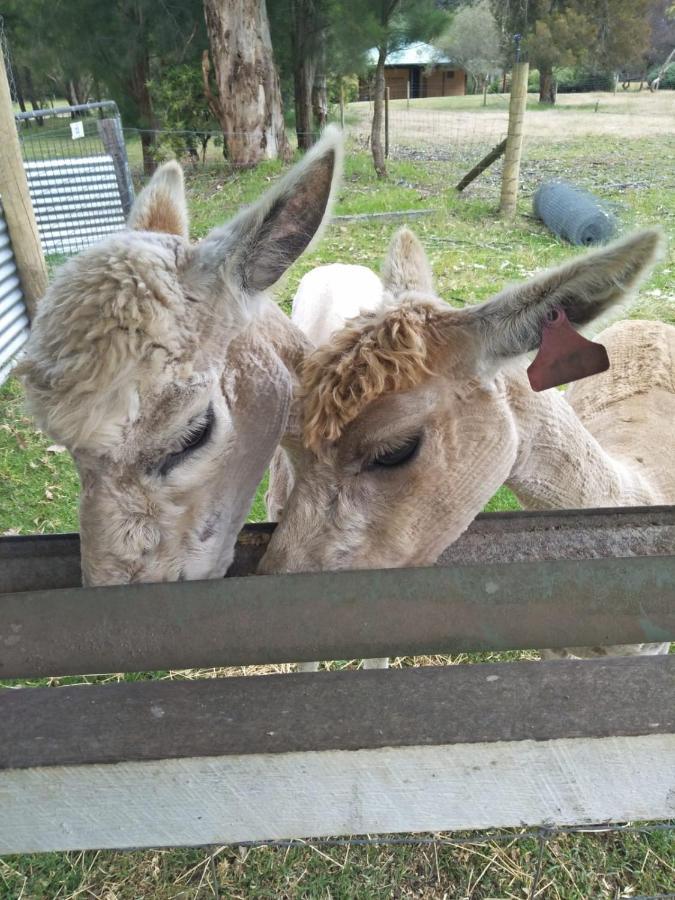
(23, 68, 43, 125)
(539, 64, 556, 104)
(13, 71, 26, 113)
(312, 74, 328, 132)
(203, 0, 291, 167)
(371, 46, 387, 178)
(126, 52, 158, 177)
(312, 28, 328, 133)
(291, 0, 316, 150)
(294, 59, 315, 150)
(68, 80, 80, 118)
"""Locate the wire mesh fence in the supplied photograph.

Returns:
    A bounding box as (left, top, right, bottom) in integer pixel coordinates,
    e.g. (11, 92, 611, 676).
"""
(10, 87, 673, 263)
(0, 205, 29, 386)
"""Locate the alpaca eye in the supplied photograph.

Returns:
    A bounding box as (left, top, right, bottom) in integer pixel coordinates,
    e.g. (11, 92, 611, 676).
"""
(158, 403, 215, 476)
(370, 435, 421, 469)
(178, 403, 215, 454)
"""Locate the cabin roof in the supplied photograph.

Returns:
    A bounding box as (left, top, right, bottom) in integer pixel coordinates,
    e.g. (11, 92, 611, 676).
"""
(366, 41, 453, 68)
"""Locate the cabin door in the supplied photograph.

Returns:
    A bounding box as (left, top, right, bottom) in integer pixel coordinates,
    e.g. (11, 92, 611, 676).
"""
(410, 67, 420, 99)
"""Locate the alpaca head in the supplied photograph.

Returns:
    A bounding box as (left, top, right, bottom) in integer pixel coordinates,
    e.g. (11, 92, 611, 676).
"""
(19, 128, 342, 585)
(259, 226, 663, 574)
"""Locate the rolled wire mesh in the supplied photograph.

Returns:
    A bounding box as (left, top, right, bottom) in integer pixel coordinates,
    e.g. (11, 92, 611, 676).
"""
(533, 179, 617, 246)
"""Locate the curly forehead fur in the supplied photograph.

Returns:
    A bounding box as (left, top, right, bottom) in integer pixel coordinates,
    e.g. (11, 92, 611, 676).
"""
(17, 230, 197, 449)
(301, 301, 456, 452)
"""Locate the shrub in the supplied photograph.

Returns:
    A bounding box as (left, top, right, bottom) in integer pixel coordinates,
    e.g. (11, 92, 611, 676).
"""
(556, 67, 614, 93)
(149, 64, 220, 166)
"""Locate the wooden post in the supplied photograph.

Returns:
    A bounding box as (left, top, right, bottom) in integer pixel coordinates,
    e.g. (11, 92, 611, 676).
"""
(339, 80, 345, 129)
(385, 86, 390, 159)
(406, 80, 410, 110)
(499, 61, 529, 219)
(0, 56, 47, 317)
(456, 138, 507, 192)
(97, 117, 134, 217)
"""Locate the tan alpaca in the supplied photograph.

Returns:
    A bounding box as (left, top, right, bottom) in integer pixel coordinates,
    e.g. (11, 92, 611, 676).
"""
(18, 128, 341, 586)
(260, 226, 673, 660)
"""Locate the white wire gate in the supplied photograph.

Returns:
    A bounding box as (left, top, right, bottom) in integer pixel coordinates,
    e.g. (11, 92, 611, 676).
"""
(16, 101, 135, 257)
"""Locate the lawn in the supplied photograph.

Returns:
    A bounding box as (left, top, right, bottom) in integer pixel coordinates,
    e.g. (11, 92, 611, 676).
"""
(1, 125, 674, 897)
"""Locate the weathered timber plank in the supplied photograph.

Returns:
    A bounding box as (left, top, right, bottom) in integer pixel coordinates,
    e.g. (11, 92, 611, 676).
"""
(2, 505, 674, 592)
(1, 555, 673, 678)
(3, 736, 673, 853)
(0, 659, 673, 852)
(2, 658, 672, 769)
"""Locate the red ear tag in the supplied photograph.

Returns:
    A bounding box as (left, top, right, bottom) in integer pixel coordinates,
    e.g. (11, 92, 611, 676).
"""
(527, 308, 610, 392)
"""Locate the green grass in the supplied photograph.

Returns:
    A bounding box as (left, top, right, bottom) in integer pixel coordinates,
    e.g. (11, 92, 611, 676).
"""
(0, 378, 79, 535)
(1, 134, 674, 898)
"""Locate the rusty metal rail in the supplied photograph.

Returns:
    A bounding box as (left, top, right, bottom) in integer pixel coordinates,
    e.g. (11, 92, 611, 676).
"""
(2, 505, 675, 592)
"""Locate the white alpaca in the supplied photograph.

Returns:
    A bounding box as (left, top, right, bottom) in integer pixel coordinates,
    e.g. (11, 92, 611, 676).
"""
(19, 128, 342, 587)
(291, 264, 383, 348)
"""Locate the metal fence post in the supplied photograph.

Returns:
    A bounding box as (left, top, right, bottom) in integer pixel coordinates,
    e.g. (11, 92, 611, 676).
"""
(0, 54, 47, 318)
(97, 115, 135, 217)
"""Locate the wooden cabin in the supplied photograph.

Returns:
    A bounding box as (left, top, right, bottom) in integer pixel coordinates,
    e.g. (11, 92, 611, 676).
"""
(363, 42, 467, 99)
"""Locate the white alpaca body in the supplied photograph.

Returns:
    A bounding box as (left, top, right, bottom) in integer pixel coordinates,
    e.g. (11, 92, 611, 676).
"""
(291, 264, 384, 346)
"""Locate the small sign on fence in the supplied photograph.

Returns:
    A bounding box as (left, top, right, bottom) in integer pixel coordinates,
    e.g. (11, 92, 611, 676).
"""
(70, 121, 84, 140)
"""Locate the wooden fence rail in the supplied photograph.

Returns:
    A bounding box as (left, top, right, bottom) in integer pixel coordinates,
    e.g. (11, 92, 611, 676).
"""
(1, 505, 673, 853)
(1, 657, 673, 852)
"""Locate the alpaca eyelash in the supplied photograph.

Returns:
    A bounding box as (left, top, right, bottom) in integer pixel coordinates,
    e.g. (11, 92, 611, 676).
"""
(178, 404, 215, 451)
(157, 403, 215, 476)
(367, 433, 422, 470)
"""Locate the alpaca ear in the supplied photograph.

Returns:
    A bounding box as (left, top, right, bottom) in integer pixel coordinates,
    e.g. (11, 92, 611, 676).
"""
(465, 229, 664, 362)
(382, 227, 434, 297)
(195, 126, 343, 294)
(127, 161, 189, 238)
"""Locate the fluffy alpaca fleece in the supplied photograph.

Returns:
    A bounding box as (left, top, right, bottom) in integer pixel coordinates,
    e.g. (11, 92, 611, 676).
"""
(301, 300, 452, 452)
(266, 262, 386, 521)
(260, 226, 672, 659)
(19, 230, 199, 451)
(19, 127, 343, 586)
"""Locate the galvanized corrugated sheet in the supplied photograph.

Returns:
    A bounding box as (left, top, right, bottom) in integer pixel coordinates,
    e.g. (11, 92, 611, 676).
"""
(0, 210, 30, 386)
(24, 156, 126, 256)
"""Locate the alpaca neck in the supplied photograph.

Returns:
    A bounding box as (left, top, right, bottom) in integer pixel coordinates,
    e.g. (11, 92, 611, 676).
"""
(505, 369, 652, 510)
